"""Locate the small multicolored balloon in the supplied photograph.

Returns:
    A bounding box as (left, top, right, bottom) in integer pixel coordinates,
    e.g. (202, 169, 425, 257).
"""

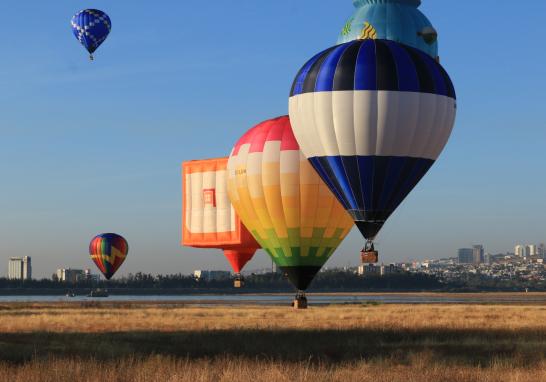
(71, 9, 111, 60)
(89, 233, 128, 280)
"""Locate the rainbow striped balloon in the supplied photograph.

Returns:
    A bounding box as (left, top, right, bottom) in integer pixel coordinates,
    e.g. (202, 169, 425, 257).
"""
(227, 116, 353, 291)
(89, 233, 128, 280)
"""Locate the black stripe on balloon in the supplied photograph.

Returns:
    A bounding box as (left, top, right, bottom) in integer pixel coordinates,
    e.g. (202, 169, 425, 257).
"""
(333, 41, 360, 91)
(381, 157, 418, 219)
(340, 156, 365, 211)
(290, 49, 330, 96)
(354, 155, 369, 212)
(290, 70, 301, 96)
(386, 159, 434, 214)
(437, 64, 456, 99)
(371, 157, 389, 221)
(356, 156, 374, 214)
(280, 266, 322, 290)
(377, 157, 407, 214)
(401, 45, 435, 94)
(375, 41, 398, 91)
(302, 48, 335, 95)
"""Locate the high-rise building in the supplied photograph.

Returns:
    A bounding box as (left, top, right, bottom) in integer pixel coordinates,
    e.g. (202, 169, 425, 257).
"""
(357, 263, 400, 276)
(538, 243, 545, 258)
(8, 256, 32, 280)
(357, 264, 380, 275)
(514, 245, 525, 257)
(458, 248, 474, 264)
(473, 245, 484, 264)
(527, 245, 537, 256)
(54, 268, 96, 283)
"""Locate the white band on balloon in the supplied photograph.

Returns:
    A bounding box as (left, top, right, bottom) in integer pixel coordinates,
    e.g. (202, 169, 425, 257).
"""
(289, 90, 456, 161)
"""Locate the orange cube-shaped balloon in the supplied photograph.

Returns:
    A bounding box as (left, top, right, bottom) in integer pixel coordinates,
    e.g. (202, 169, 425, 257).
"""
(182, 158, 259, 273)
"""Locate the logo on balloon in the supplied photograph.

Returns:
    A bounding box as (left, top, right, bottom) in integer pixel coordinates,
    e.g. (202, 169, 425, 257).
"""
(203, 189, 216, 207)
(341, 18, 354, 36)
(359, 22, 377, 40)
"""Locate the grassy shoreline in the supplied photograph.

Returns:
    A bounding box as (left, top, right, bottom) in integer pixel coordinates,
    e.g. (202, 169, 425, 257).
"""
(1, 288, 545, 296)
(0, 303, 544, 381)
(1, 291, 546, 298)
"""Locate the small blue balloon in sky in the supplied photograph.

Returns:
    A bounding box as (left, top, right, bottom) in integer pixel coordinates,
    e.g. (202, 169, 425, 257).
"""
(70, 9, 111, 61)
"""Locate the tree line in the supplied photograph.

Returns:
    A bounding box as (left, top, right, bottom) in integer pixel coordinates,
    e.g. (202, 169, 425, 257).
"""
(0, 269, 541, 292)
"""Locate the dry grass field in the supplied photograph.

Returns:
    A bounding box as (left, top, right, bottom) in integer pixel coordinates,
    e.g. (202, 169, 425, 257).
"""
(0, 301, 545, 381)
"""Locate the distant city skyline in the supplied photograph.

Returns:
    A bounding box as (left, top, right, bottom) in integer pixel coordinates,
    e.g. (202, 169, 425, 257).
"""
(0, 1, 545, 278)
(7, 240, 546, 280)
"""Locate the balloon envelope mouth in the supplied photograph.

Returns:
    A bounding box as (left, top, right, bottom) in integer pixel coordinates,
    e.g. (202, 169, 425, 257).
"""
(280, 266, 322, 291)
(355, 221, 385, 241)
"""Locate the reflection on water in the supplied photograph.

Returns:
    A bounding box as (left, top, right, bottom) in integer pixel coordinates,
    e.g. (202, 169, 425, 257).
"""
(0, 293, 544, 305)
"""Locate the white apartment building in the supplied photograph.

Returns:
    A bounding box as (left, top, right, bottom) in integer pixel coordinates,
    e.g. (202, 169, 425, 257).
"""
(527, 245, 537, 256)
(514, 245, 525, 257)
(8, 256, 32, 280)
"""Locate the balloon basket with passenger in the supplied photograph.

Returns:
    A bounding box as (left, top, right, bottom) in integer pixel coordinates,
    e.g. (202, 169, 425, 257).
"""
(292, 291, 308, 310)
(233, 274, 244, 288)
(361, 240, 379, 264)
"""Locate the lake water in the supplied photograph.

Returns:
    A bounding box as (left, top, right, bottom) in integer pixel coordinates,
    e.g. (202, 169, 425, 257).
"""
(0, 293, 544, 305)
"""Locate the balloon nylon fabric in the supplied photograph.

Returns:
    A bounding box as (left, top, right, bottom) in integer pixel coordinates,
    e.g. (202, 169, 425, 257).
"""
(338, 0, 437, 59)
(71, 9, 111, 54)
(182, 158, 259, 274)
(89, 233, 128, 280)
(289, 39, 456, 240)
(223, 249, 256, 274)
(227, 116, 353, 290)
(183, 158, 250, 244)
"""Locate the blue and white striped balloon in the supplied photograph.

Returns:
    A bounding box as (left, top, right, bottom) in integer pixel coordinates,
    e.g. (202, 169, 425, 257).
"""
(288, 39, 456, 241)
(71, 9, 111, 60)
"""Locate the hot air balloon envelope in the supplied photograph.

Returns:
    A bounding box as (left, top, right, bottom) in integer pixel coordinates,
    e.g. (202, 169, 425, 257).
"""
(182, 158, 260, 275)
(71, 9, 111, 59)
(338, 0, 438, 59)
(289, 39, 456, 242)
(89, 233, 128, 280)
(226, 116, 354, 291)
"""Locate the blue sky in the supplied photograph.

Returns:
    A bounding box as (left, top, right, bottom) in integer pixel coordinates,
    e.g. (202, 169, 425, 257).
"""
(1, 0, 545, 278)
